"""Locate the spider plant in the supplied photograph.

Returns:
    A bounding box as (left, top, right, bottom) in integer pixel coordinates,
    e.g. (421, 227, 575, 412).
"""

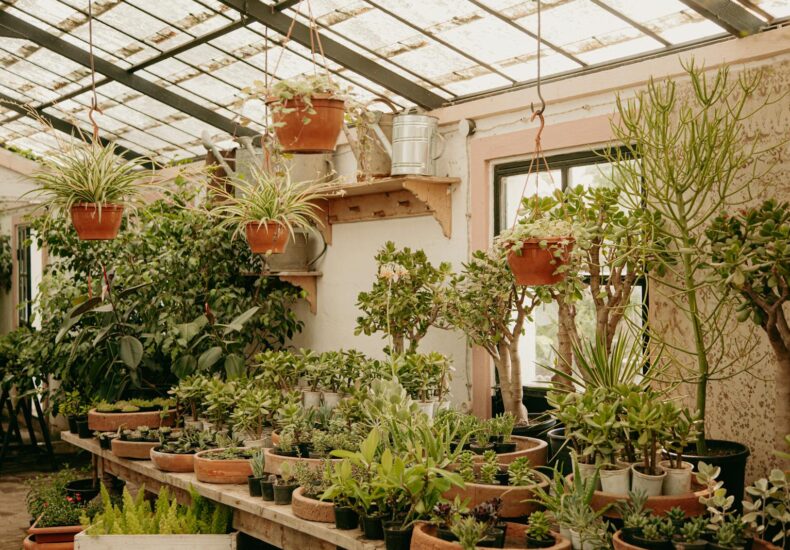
(207, 164, 338, 239)
(30, 140, 150, 218)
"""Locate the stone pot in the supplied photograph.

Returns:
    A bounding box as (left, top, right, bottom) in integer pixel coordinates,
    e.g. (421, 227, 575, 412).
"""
(193, 448, 252, 484)
(88, 408, 172, 432)
(291, 487, 335, 523)
(410, 522, 570, 550)
(111, 438, 158, 460)
(443, 477, 548, 519)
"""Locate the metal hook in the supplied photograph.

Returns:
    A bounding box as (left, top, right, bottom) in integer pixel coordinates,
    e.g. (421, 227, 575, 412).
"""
(530, 110, 546, 143)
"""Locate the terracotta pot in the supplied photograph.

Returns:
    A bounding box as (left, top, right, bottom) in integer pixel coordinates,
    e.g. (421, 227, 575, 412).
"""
(269, 95, 345, 153)
(245, 222, 289, 255)
(443, 477, 548, 519)
(411, 522, 570, 550)
(111, 438, 158, 460)
(582, 476, 710, 518)
(263, 446, 341, 475)
(149, 448, 195, 472)
(87, 409, 172, 432)
(28, 517, 82, 544)
(507, 238, 575, 286)
(291, 487, 335, 523)
(194, 448, 252, 484)
(613, 530, 641, 550)
(752, 538, 783, 550)
(471, 436, 548, 467)
(70, 203, 124, 240)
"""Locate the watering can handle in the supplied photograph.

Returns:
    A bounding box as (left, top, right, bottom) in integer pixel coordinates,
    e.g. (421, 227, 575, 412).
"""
(202, 130, 236, 177)
(432, 129, 446, 160)
(365, 97, 399, 114)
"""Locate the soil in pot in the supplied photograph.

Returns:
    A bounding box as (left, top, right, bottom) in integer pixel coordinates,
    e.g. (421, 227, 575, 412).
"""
(333, 506, 359, 530)
(248, 475, 263, 497)
(76, 419, 92, 439)
(245, 222, 289, 255)
(631, 464, 666, 497)
(269, 96, 345, 154)
(383, 523, 413, 550)
(361, 514, 384, 540)
(275, 448, 299, 458)
(260, 478, 275, 501)
(273, 483, 298, 505)
(507, 238, 575, 286)
(70, 203, 124, 240)
(666, 440, 750, 511)
(65, 478, 100, 502)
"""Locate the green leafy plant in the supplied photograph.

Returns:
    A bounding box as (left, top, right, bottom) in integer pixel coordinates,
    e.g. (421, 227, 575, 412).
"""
(743, 469, 789, 547)
(355, 242, 451, 355)
(450, 516, 489, 550)
(526, 510, 552, 542)
(156, 429, 216, 455)
(457, 450, 476, 483)
(479, 450, 499, 485)
(292, 461, 331, 500)
(251, 449, 266, 479)
(606, 60, 778, 451)
(230, 384, 276, 441)
(200, 448, 255, 461)
(508, 457, 540, 487)
(0, 234, 11, 292)
(677, 516, 708, 543)
(616, 490, 650, 531)
(243, 74, 347, 128)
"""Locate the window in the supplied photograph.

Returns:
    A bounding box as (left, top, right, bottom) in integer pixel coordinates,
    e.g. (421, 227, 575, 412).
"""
(493, 149, 646, 384)
(16, 225, 32, 327)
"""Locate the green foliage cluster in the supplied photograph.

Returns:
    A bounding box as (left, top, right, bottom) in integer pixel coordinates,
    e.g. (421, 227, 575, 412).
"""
(0, 234, 11, 292)
(26, 466, 91, 519)
(83, 485, 231, 535)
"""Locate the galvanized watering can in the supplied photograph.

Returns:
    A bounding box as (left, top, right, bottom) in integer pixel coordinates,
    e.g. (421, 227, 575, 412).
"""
(380, 108, 445, 177)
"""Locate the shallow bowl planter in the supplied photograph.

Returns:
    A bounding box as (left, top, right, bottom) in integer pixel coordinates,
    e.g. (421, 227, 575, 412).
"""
(443, 477, 548, 519)
(194, 448, 252, 484)
(149, 447, 195, 472)
(70, 203, 124, 240)
(268, 95, 345, 153)
(87, 408, 172, 432)
(471, 436, 548, 467)
(579, 475, 710, 518)
(411, 522, 570, 550)
(245, 222, 289, 255)
(23, 534, 75, 550)
(291, 487, 335, 523)
(506, 238, 575, 286)
(111, 438, 158, 460)
(74, 531, 237, 549)
(262, 446, 341, 475)
(29, 517, 82, 544)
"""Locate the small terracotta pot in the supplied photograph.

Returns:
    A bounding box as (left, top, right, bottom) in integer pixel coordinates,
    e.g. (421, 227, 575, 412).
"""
(245, 222, 289, 255)
(263, 446, 341, 475)
(194, 448, 252, 484)
(28, 517, 82, 544)
(269, 95, 345, 153)
(70, 203, 124, 240)
(291, 487, 335, 523)
(443, 477, 548, 519)
(87, 409, 172, 432)
(411, 522, 571, 550)
(507, 238, 575, 286)
(471, 436, 548, 467)
(111, 438, 158, 459)
(149, 448, 195, 472)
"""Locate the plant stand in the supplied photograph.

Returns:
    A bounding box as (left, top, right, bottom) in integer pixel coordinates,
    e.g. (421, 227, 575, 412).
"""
(0, 387, 55, 471)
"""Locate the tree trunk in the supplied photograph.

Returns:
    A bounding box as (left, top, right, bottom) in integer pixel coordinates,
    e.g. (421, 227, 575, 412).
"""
(555, 302, 575, 387)
(766, 323, 790, 460)
(508, 336, 529, 424)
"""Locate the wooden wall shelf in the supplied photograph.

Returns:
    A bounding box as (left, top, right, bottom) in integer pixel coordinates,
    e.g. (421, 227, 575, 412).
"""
(315, 176, 459, 243)
(241, 271, 320, 315)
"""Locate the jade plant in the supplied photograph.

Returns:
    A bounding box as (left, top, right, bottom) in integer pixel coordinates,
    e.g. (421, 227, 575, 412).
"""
(355, 241, 451, 354)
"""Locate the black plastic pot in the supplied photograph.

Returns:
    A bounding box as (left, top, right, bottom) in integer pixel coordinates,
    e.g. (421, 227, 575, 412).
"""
(512, 413, 558, 443)
(672, 539, 708, 550)
(273, 483, 297, 505)
(547, 427, 572, 475)
(667, 439, 750, 510)
(495, 469, 510, 486)
(334, 505, 359, 530)
(248, 476, 263, 497)
(361, 514, 384, 540)
(495, 441, 517, 454)
(67, 415, 79, 434)
(487, 526, 506, 548)
(490, 435, 504, 444)
(470, 443, 496, 455)
(297, 443, 311, 458)
(260, 479, 275, 501)
(437, 527, 457, 542)
(527, 535, 557, 548)
(98, 436, 112, 450)
(622, 527, 641, 545)
(275, 448, 299, 457)
(65, 479, 100, 502)
(631, 535, 672, 550)
(76, 419, 92, 439)
(383, 523, 413, 550)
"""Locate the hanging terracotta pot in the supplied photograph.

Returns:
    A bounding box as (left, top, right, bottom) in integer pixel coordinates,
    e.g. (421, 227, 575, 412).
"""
(245, 222, 289, 254)
(269, 94, 345, 153)
(70, 203, 124, 240)
(506, 237, 574, 286)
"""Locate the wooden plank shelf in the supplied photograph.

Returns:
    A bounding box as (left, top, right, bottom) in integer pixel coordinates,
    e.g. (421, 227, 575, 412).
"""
(316, 176, 459, 242)
(61, 432, 383, 550)
(241, 271, 320, 315)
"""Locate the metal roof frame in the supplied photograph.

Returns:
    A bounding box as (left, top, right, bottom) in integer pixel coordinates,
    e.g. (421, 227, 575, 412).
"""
(679, 0, 765, 36)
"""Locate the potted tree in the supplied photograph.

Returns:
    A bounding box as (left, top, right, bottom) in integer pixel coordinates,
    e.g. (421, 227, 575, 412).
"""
(605, 61, 776, 504)
(624, 391, 667, 497)
(30, 140, 149, 240)
(230, 385, 275, 447)
(207, 164, 336, 255)
(258, 74, 347, 154)
(496, 195, 578, 287)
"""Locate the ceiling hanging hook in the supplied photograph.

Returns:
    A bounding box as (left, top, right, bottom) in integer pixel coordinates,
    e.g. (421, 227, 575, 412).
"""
(530, 0, 546, 116)
(87, 0, 102, 142)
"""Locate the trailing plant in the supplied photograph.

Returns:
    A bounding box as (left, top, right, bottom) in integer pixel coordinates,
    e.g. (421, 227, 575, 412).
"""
(243, 74, 347, 127)
(606, 60, 778, 451)
(356, 241, 451, 354)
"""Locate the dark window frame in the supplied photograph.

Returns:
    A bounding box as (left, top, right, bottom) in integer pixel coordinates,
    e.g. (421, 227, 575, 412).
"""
(16, 225, 32, 327)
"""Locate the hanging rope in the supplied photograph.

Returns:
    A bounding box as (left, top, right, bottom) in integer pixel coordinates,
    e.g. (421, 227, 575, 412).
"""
(86, 0, 102, 142)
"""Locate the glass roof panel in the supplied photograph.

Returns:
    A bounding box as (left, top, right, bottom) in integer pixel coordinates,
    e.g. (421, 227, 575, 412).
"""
(658, 16, 724, 44)
(577, 35, 664, 65)
(436, 14, 538, 66)
(754, 0, 790, 18)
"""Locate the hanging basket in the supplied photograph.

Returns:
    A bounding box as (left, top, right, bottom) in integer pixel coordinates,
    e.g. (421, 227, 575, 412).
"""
(268, 94, 345, 153)
(506, 237, 574, 286)
(70, 203, 124, 240)
(245, 222, 289, 255)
